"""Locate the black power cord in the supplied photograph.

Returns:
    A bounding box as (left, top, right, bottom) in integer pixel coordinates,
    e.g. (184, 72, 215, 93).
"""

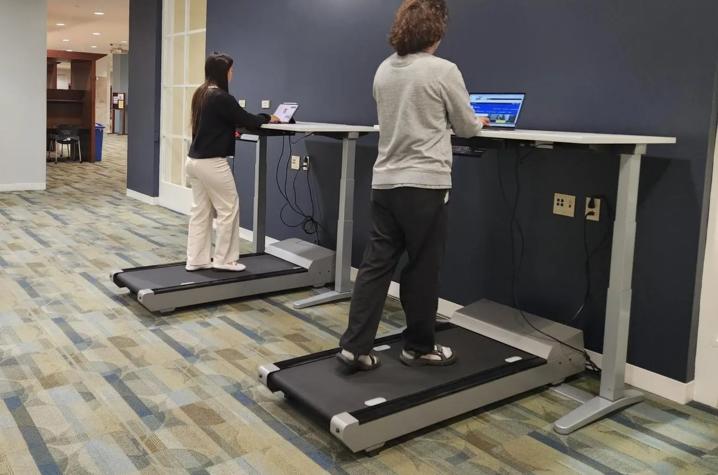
(274, 135, 323, 243)
(499, 145, 601, 374)
(571, 195, 614, 323)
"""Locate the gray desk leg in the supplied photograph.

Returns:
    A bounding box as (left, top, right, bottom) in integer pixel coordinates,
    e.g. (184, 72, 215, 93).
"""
(554, 145, 646, 434)
(252, 136, 267, 254)
(294, 135, 357, 309)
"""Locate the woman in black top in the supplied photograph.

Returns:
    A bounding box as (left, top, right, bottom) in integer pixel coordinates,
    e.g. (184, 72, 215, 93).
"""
(185, 53, 278, 272)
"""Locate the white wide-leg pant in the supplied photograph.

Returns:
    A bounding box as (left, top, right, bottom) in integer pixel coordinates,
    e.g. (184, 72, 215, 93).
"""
(185, 157, 240, 266)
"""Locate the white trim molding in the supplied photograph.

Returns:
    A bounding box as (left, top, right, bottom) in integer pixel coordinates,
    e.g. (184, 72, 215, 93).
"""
(585, 350, 695, 404)
(0, 183, 46, 192)
(126, 189, 159, 205)
(239, 227, 279, 246)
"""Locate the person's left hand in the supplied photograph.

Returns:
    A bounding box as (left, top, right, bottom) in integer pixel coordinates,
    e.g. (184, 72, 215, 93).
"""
(269, 115, 281, 124)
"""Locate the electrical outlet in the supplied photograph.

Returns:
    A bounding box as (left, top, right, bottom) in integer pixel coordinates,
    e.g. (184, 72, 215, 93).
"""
(585, 197, 601, 222)
(238, 99, 246, 108)
(553, 193, 576, 218)
(302, 155, 310, 171)
(290, 155, 301, 170)
(261, 100, 271, 109)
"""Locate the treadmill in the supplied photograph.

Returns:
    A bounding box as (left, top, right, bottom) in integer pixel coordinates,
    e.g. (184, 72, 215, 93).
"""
(112, 129, 335, 313)
(259, 299, 585, 453)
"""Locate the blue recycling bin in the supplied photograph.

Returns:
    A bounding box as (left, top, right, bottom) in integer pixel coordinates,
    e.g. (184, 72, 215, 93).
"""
(95, 123, 105, 161)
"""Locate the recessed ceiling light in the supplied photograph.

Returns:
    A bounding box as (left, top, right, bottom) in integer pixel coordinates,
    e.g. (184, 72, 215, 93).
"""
(91, 45, 97, 49)
(121, 40, 127, 44)
(66, 49, 73, 52)
(93, 11, 104, 15)
(56, 23, 65, 26)
(92, 32, 101, 36)
(62, 39, 70, 42)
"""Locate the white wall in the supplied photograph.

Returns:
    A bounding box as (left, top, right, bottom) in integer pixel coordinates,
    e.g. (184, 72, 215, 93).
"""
(57, 62, 71, 90)
(0, 0, 47, 192)
(95, 55, 112, 127)
(695, 129, 718, 408)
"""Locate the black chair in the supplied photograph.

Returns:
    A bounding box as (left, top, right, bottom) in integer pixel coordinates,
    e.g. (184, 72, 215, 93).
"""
(46, 131, 58, 162)
(55, 125, 82, 162)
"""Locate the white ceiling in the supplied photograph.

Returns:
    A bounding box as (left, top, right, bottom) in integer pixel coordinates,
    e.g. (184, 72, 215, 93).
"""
(47, 0, 129, 54)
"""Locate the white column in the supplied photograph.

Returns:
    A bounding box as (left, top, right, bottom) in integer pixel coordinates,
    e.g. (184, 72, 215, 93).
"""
(0, 0, 48, 192)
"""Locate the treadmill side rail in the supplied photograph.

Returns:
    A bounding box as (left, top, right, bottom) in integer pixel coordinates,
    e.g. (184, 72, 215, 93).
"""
(332, 363, 568, 453)
(133, 271, 319, 312)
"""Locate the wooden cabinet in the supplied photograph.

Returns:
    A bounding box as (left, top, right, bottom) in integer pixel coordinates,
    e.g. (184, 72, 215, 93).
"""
(46, 50, 106, 162)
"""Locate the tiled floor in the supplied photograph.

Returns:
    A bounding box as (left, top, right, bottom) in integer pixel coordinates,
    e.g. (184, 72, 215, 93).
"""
(0, 133, 717, 474)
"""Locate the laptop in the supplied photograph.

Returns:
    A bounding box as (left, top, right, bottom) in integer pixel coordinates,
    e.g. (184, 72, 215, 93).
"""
(469, 93, 526, 129)
(273, 102, 299, 124)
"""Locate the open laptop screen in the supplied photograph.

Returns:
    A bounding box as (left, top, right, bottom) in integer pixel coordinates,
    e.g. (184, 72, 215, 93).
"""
(469, 93, 525, 128)
(274, 102, 299, 124)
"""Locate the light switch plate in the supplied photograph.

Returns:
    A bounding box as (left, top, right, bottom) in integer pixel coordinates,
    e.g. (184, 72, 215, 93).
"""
(261, 100, 271, 109)
(553, 193, 576, 218)
(238, 99, 246, 108)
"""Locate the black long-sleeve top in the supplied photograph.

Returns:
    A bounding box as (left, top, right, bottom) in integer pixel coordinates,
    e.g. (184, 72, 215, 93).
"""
(188, 87, 270, 158)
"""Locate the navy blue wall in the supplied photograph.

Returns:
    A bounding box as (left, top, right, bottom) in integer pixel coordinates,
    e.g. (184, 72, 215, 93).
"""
(127, 0, 162, 197)
(201, 0, 718, 381)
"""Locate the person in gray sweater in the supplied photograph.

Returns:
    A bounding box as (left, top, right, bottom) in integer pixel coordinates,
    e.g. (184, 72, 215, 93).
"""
(338, 0, 489, 370)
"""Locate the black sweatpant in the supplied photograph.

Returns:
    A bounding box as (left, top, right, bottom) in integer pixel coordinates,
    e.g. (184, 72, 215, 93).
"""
(339, 187, 449, 356)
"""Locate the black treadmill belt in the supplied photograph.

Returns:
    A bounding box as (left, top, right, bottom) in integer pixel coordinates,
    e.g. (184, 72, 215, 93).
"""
(115, 254, 305, 294)
(269, 325, 545, 424)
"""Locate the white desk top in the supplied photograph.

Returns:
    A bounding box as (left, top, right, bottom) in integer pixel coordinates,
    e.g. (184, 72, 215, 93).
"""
(262, 122, 675, 145)
(262, 121, 377, 134)
(367, 124, 675, 146)
(471, 128, 676, 145)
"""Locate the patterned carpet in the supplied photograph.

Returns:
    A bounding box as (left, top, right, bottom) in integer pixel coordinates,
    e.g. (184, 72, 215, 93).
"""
(0, 133, 717, 474)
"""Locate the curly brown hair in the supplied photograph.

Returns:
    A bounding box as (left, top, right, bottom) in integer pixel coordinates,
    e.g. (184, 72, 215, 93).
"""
(389, 0, 449, 56)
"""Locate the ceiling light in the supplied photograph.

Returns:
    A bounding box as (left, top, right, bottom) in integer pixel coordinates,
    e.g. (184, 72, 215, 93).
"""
(91, 45, 97, 49)
(62, 39, 70, 42)
(93, 11, 104, 15)
(66, 49, 73, 52)
(92, 32, 101, 36)
(121, 40, 128, 44)
(56, 23, 65, 26)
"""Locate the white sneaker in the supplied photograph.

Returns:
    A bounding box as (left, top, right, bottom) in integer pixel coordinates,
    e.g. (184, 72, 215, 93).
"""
(213, 261, 246, 272)
(185, 263, 212, 271)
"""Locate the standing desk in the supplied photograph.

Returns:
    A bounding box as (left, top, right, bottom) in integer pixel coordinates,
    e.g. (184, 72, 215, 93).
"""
(243, 122, 377, 309)
(457, 128, 676, 433)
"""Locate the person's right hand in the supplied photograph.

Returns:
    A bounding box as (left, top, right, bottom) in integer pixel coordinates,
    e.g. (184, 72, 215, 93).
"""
(479, 117, 491, 127)
(269, 115, 281, 124)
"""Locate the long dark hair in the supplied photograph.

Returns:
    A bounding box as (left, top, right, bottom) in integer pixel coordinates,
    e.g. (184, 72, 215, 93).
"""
(191, 52, 234, 137)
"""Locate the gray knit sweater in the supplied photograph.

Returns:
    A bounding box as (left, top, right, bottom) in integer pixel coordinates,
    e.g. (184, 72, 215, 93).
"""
(372, 53, 484, 189)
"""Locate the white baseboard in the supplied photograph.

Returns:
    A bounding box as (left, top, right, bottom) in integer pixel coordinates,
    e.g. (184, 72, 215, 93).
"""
(584, 350, 695, 404)
(126, 189, 159, 205)
(0, 182, 46, 192)
(238, 227, 279, 246)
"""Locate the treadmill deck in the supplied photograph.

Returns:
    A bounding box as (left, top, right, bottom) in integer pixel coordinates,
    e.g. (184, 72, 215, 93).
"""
(114, 253, 306, 294)
(268, 323, 546, 423)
